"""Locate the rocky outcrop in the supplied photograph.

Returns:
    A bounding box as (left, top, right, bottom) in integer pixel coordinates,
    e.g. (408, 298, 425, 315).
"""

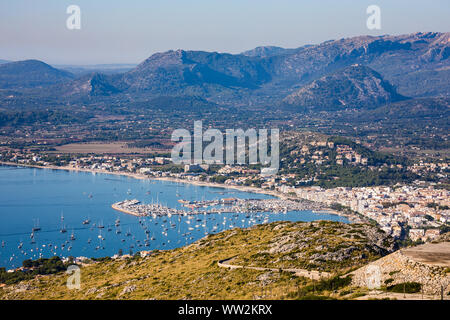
(351, 248, 450, 295)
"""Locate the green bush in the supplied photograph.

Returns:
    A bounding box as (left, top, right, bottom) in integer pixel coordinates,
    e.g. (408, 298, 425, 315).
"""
(1, 257, 68, 285)
(387, 282, 421, 293)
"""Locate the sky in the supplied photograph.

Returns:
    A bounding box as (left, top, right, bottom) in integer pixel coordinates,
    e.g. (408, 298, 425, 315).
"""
(0, 0, 449, 65)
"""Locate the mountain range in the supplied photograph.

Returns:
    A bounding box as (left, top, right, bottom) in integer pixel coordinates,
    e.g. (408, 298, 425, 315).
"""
(0, 32, 449, 112)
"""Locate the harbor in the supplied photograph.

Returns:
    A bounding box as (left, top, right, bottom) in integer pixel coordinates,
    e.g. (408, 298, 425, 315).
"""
(0, 165, 348, 270)
(112, 198, 328, 217)
(112, 199, 187, 217)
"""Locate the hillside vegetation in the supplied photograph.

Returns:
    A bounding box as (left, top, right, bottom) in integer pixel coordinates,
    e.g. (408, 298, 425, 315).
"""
(0, 221, 395, 300)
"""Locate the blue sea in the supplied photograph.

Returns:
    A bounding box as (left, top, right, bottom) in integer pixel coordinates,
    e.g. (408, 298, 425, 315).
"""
(0, 165, 348, 269)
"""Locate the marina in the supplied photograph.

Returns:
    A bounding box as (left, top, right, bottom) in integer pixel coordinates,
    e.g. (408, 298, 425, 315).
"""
(112, 198, 327, 217)
(0, 165, 348, 270)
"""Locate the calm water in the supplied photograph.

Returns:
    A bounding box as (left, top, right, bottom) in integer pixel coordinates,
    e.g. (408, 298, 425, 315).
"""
(0, 165, 348, 269)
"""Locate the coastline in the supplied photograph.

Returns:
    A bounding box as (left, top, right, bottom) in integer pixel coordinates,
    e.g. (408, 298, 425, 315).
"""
(0, 161, 280, 197)
(0, 161, 351, 221)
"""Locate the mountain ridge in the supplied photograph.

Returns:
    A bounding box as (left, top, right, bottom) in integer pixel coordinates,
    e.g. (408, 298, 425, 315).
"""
(282, 65, 406, 111)
(0, 32, 448, 108)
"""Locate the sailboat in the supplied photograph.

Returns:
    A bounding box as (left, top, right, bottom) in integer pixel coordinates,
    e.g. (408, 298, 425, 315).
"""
(32, 219, 41, 232)
(70, 230, 76, 241)
(60, 214, 67, 233)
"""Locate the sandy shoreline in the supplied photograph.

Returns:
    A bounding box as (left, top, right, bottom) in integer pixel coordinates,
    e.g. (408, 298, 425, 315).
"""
(0, 161, 349, 220)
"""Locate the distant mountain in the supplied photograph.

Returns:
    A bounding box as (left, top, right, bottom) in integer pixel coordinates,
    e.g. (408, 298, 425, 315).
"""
(116, 32, 448, 102)
(263, 32, 450, 99)
(118, 49, 271, 95)
(56, 73, 120, 97)
(0, 60, 73, 89)
(57, 64, 137, 76)
(282, 65, 406, 111)
(241, 46, 296, 58)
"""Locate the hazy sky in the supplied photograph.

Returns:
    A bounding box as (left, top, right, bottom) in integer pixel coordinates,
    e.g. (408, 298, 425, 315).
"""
(1, 0, 449, 65)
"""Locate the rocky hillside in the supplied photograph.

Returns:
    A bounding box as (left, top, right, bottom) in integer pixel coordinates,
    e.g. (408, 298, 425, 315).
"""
(351, 241, 450, 296)
(118, 49, 271, 95)
(57, 73, 121, 97)
(282, 65, 405, 110)
(0, 221, 396, 300)
(229, 221, 395, 272)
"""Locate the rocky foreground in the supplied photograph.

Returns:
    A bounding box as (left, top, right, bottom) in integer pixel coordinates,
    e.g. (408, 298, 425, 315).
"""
(0, 221, 447, 300)
(352, 235, 450, 296)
